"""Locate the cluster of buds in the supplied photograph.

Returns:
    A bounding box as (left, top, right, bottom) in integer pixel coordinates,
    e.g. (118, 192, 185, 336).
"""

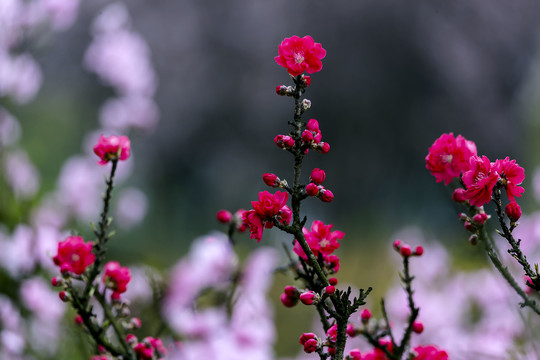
(127, 334, 168, 360)
(216, 208, 248, 232)
(299, 332, 320, 353)
(458, 210, 490, 245)
(305, 168, 334, 202)
(275, 75, 311, 97)
(274, 134, 295, 150)
(280, 285, 300, 307)
(301, 119, 330, 154)
(392, 239, 423, 258)
(262, 173, 288, 188)
(102, 261, 131, 300)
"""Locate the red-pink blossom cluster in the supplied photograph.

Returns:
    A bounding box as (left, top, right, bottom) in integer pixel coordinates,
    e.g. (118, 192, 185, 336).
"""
(280, 285, 300, 307)
(93, 134, 131, 165)
(275, 35, 326, 77)
(128, 334, 167, 360)
(347, 344, 447, 360)
(53, 235, 96, 275)
(242, 191, 292, 241)
(303, 119, 331, 154)
(427, 133, 525, 213)
(293, 220, 344, 273)
(306, 168, 334, 202)
(102, 261, 131, 300)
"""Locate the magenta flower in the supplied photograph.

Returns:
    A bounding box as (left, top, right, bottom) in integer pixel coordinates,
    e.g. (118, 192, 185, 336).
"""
(412, 345, 448, 360)
(53, 235, 95, 275)
(242, 191, 292, 241)
(462, 155, 499, 207)
(102, 261, 131, 299)
(93, 134, 131, 165)
(425, 133, 477, 185)
(275, 35, 326, 77)
(304, 220, 344, 256)
(493, 157, 525, 202)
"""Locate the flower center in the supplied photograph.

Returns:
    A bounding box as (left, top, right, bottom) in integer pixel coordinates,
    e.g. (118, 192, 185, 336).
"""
(294, 52, 305, 64)
(71, 254, 80, 262)
(442, 154, 453, 164)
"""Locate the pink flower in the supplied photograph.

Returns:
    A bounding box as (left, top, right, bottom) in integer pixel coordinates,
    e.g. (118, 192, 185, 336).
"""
(304, 220, 344, 256)
(426, 133, 477, 185)
(361, 308, 372, 323)
(93, 134, 131, 165)
(242, 210, 264, 241)
(275, 35, 326, 76)
(326, 324, 337, 342)
(462, 155, 499, 207)
(349, 349, 362, 360)
(102, 261, 131, 299)
(413, 345, 448, 360)
(252, 190, 289, 218)
(53, 235, 95, 275)
(493, 157, 525, 202)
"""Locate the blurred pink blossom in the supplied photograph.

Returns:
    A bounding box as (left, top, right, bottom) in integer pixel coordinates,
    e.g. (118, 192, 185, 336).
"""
(0, 52, 42, 104)
(115, 187, 148, 229)
(0, 295, 25, 357)
(0, 107, 21, 146)
(100, 95, 159, 132)
(0, 225, 35, 277)
(5, 149, 40, 199)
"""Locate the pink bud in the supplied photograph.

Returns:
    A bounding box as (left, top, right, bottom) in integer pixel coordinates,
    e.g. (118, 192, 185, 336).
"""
(126, 334, 138, 345)
(459, 213, 469, 221)
(318, 142, 330, 154)
(346, 324, 356, 337)
(284, 285, 298, 297)
(131, 317, 142, 328)
(59, 291, 70, 302)
(320, 189, 334, 203)
(280, 293, 298, 307)
(276, 85, 288, 96)
(349, 349, 362, 360)
(263, 173, 279, 187)
(303, 75, 311, 87)
(283, 136, 295, 148)
(329, 277, 338, 286)
(393, 239, 402, 249)
(412, 321, 424, 334)
(51, 277, 63, 287)
(216, 210, 232, 223)
(306, 119, 320, 132)
(300, 291, 316, 305)
(299, 332, 317, 345)
(464, 221, 476, 232)
(472, 213, 488, 225)
(360, 309, 372, 323)
(74, 315, 83, 325)
(400, 245, 412, 257)
(306, 183, 320, 196)
(302, 130, 314, 142)
(303, 339, 318, 353)
(325, 285, 335, 294)
(310, 168, 326, 185)
(414, 246, 424, 256)
(452, 188, 467, 203)
(505, 201, 522, 222)
(314, 132, 322, 143)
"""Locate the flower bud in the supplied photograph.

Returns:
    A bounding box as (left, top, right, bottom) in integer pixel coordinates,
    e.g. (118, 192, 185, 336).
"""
(216, 210, 232, 224)
(299, 332, 317, 345)
(59, 291, 70, 302)
(459, 213, 469, 221)
(51, 277, 63, 287)
(349, 349, 362, 360)
(318, 142, 330, 154)
(281, 293, 298, 307)
(346, 324, 356, 337)
(310, 168, 326, 185)
(302, 130, 314, 142)
(393, 239, 402, 249)
(262, 173, 280, 187)
(306, 119, 320, 132)
(74, 314, 83, 325)
(126, 334, 138, 345)
(320, 189, 334, 203)
(472, 213, 488, 225)
(302, 75, 311, 87)
(505, 201, 521, 223)
(468, 234, 478, 246)
(325, 285, 336, 294)
(301, 99, 311, 111)
(452, 188, 467, 203)
(303, 339, 318, 353)
(276, 85, 289, 96)
(131, 317, 142, 329)
(306, 183, 320, 196)
(400, 244, 412, 257)
(329, 277, 338, 286)
(414, 246, 424, 256)
(412, 321, 424, 334)
(360, 309, 372, 324)
(299, 291, 317, 305)
(464, 221, 476, 232)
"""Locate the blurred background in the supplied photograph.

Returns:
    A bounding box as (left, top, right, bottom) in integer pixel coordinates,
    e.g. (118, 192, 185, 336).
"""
(3, 0, 540, 358)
